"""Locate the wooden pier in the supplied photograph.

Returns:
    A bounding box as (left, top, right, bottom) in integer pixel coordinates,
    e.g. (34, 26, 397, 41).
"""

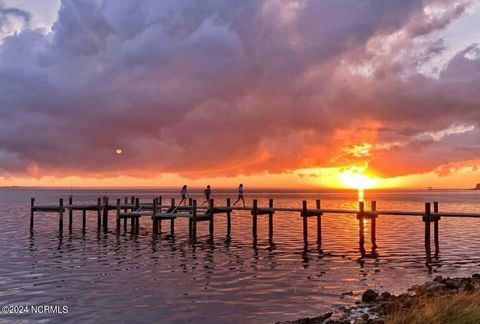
(29, 196, 480, 257)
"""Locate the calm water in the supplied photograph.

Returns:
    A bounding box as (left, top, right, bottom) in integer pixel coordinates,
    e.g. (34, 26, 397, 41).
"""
(1, 188, 480, 323)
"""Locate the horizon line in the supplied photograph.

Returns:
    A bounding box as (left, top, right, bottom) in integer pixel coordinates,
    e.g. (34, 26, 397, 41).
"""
(0, 185, 476, 191)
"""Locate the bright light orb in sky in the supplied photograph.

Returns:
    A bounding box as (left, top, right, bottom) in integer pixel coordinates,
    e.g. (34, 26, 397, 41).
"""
(115, 148, 123, 155)
(340, 169, 378, 190)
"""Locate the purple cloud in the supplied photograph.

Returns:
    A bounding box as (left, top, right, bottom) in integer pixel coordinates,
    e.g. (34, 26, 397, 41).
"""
(0, 0, 478, 179)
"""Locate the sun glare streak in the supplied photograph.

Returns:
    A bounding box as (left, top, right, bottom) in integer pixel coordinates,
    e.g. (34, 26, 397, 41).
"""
(358, 188, 365, 202)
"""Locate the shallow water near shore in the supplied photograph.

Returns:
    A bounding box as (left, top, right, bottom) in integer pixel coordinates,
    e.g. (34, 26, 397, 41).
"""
(1, 188, 480, 323)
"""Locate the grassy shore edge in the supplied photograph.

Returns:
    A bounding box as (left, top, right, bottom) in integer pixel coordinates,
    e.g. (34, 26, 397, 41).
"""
(278, 275, 480, 324)
(385, 288, 480, 324)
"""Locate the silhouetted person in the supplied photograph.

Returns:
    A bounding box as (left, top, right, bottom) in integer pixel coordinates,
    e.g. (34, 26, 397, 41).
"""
(202, 185, 211, 205)
(179, 185, 188, 206)
(233, 184, 245, 207)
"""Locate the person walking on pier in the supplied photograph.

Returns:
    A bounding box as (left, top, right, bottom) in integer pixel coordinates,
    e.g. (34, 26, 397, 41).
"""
(202, 185, 212, 205)
(179, 185, 188, 206)
(233, 184, 245, 207)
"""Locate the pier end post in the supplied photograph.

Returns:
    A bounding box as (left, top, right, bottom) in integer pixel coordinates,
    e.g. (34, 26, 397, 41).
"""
(82, 209, 86, 234)
(30, 198, 35, 231)
(68, 196, 73, 233)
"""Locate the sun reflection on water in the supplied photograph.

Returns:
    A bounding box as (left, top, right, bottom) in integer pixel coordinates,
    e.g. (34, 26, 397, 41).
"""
(358, 188, 365, 202)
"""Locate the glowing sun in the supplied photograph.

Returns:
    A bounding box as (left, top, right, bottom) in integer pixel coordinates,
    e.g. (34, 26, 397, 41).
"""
(340, 169, 378, 190)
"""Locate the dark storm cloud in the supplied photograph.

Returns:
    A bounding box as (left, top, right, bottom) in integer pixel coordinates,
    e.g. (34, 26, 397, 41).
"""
(0, 0, 478, 178)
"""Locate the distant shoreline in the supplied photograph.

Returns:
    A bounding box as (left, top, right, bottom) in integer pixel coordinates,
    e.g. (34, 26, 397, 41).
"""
(0, 186, 478, 191)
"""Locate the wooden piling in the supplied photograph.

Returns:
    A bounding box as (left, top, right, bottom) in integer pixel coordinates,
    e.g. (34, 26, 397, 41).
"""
(424, 202, 432, 255)
(59, 198, 64, 233)
(433, 201, 440, 252)
(188, 198, 193, 237)
(30, 198, 35, 231)
(226, 198, 231, 237)
(123, 197, 128, 212)
(97, 198, 102, 230)
(116, 198, 121, 233)
(209, 199, 214, 238)
(358, 201, 365, 253)
(302, 200, 308, 245)
(130, 196, 135, 232)
(252, 199, 258, 239)
(316, 199, 321, 246)
(170, 198, 175, 236)
(158, 196, 162, 233)
(82, 209, 86, 233)
(132, 198, 139, 234)
(152, 197, 158, 235)
(371, 201, 377, 248)
(192, 199, 197, 241)
(68, 196, 73, 233)
(103, 197, 109, 232)
(268, 199, 274, 242)
(123, 197, 128, 232)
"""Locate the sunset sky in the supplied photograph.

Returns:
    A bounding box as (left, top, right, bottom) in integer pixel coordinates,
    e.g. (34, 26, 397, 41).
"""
(1, 0, 480, 189)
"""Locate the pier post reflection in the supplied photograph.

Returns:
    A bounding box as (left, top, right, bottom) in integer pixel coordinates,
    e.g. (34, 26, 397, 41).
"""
(302, 245, 311, 269)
